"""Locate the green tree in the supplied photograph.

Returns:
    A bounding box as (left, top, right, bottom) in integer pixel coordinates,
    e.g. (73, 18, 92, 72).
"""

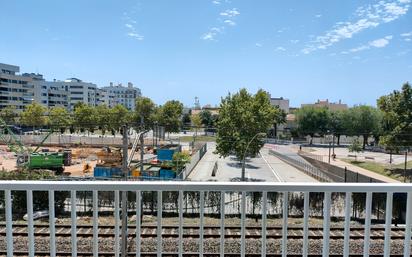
(328, 110, 345, 145)
(215, 89, 278, 181)
(0, 106, 17, 124)
(49, 107, 72, 133)
(73, 103, 97, 133)
(95, 105, 111, 135)
(199, 110, 213, 127)
(181, 112, 191, 128)
(172, 151, 191, 171)
(157, 100, 184, 134)
(191, 113, 202, 137)
(108, 104, 131, 133)
(378, 83, 412, 151)
(346, 105, 381, 149)
(20, 103, 48, 129)
(295, 106, 329, 144)
(348, 139, 363, 161)
(272, 108, 286, 138)
(135, 97, 156, 130)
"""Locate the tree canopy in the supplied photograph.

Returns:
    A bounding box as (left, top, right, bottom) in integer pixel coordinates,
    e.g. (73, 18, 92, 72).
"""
(157, 100, 184, 133)
(20, 103, 48, 128)
(295, 106, 329, 142)
(215, 89, 280, 160)
(378, 82, 412, 151)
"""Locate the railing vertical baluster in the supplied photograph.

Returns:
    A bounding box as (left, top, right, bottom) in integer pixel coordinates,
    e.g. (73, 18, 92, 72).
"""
(5, 190, 13, 257)
(114, 190, 120, 257)
(93, 190, 98, 257)
(383, 192, 393, 257)
(178, 191, 183, 257)
(27, 190, 35, 257)
(157, 191, 162, 257)
(220, 191, 225, 257)
(322, 191, 331, 257)
(261, 191, 267, 257)
(364, 192, 372, 257)
(200, 191, 205, 256)
(343, 192, 351, 257)
(136, 190, 141, 257)
(48, 190, 56, 257)
(282, 192, 288, 257)
(404, 192, 412, 257)
(70, 190, 77, 257)
(241, 191, 246, 257)
(303, 191, 309, 257)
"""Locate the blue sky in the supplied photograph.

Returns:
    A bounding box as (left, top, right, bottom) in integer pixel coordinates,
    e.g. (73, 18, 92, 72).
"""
(1, 0, 411, 108)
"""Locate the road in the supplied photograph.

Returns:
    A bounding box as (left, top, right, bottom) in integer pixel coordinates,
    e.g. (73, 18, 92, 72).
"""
(187, 143, 317, 182)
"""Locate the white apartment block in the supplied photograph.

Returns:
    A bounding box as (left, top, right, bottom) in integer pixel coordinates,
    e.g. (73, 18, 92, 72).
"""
(0, 62, 142, 112)
(0, 63, 35, 111)
(100, 82, 141, 110)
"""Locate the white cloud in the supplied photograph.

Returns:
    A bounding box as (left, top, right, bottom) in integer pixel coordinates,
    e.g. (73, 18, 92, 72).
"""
(290, 39, 300, 44)
(123, 12, 144, 41)
(212, 0, 221, 5)
(315, 14, 322, 18)
(275, 47, 286, 51)
(401, 31, 412, 37)
(220, 8, 240, 18)
(202, 27, 223, 41)
(346, 35, 393, 53)
(302, 0, 410, 54)
(255, 43, 263, 47)
(203, 7, 239, 41)
(127, 32, 144, 40)
(224, 19, 236, 26)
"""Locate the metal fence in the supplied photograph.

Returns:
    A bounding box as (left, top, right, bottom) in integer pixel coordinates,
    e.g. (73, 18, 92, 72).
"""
(298, 151, 384, 183)
(268, 149, 333, 182)
(177, 143, 207, 180)
(0, 181, 412, 257)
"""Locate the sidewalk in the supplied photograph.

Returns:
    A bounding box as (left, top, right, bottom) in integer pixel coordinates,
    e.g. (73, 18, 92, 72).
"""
(297, 147, 400, 183)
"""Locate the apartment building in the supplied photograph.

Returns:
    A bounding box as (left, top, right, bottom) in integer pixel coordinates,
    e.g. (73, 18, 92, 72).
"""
(301, 99, 348, 111)
(100, 82, 141, 110)
(0, 63, 35, 111)
(269, 96, 290, 113)
(0, 62, 142, 111)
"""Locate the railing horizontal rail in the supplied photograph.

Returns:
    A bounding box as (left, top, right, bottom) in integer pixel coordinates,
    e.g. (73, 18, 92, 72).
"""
(1, 181, 412, 257)
(0, 181, 410, 192)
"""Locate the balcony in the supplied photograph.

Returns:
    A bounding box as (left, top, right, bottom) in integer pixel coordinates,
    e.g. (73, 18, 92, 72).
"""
(0, 181, 411, 257)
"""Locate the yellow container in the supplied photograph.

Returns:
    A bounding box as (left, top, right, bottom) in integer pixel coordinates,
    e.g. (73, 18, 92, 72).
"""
(131, 169, 141, 177)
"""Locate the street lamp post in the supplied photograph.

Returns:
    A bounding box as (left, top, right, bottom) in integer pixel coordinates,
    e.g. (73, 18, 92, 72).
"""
(241, 132, 266, 181)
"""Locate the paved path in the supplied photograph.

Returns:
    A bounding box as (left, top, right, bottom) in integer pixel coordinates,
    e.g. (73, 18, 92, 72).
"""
(188, 143, 317, 182)
(284, 145, 400, 183)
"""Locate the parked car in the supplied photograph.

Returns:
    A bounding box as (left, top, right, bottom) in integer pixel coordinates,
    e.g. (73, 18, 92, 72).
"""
(23, 210, 49, 221)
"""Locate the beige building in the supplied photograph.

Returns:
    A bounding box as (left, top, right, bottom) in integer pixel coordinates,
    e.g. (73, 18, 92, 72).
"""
(301, 99, 348, 111)
(0, 63, 35, 111)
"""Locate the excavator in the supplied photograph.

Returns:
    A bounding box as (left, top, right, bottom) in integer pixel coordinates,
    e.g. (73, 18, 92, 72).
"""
(0, 118, 65, 174)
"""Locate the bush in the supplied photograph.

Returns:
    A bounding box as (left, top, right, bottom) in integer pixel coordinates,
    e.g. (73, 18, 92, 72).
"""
(0, 170, 69, 216)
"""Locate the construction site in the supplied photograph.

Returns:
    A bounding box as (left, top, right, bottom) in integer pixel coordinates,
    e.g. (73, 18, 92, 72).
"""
(0, 118, 207, 181)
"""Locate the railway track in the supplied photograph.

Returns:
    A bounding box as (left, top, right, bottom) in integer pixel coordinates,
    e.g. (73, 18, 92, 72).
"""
(0, 253, 407, 257)
(0, 224, 407, 240)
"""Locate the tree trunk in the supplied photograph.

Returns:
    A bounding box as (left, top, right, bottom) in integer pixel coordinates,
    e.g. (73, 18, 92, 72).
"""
(362, 135, 368, 149)
(337, 134, 341, 146)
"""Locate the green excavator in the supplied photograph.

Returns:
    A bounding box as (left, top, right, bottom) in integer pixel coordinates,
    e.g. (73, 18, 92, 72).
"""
(0, 118, 65, 174)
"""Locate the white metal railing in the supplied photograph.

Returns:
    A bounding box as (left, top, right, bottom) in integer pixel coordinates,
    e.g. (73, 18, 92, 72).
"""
(1, 181, 412, 257)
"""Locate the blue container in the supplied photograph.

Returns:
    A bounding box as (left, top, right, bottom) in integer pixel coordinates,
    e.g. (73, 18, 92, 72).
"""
(94, 166, 112, 177)
(157, 149, 175, 161)
(111, 167, 122, 176)
(159, 169, 176, 179)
